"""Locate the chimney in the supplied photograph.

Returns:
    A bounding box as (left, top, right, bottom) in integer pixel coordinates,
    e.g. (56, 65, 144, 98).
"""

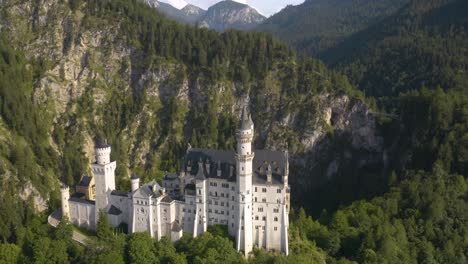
(217, 160, 222, 177)
(205, 159, 211, 176)
(267, 164, 272, 184)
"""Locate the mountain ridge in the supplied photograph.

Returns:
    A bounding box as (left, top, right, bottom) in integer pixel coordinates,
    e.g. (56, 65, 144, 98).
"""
(143, 0, 265, 31)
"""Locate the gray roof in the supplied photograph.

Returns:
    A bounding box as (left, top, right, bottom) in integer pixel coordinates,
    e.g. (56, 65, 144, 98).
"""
(184, 148, 287, 185)
(108, 205, 122, 215)
(163, 173, 179, 181)
(69, 193, 95, 205)
(239, 105, 253, 130)
(111, 190, 129, 197)
(161, 195, 173, 203)
(133, 181, 163, 198)
(95, 138, 110, 148)
(77, 176, 92, 187)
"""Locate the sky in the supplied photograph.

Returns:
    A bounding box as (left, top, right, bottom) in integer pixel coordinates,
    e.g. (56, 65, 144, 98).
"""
(160, 0, 305, 17)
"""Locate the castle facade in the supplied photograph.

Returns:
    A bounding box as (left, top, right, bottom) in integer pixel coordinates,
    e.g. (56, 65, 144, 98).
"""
(60, 107, 290, 256)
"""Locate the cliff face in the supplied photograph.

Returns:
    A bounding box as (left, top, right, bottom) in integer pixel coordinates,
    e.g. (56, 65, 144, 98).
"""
(0, 0, 384, 212)
(198, 0, 265, 31)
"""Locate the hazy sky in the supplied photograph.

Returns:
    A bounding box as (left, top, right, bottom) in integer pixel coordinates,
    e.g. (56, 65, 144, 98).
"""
(160, 0, 305, 16)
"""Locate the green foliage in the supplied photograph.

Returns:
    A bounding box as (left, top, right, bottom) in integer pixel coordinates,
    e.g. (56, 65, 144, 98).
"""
(0, 243, 20, 264)
(97, 211, 113, 241)
(259, 0, 409, 57)
(328, 0, 468, 97)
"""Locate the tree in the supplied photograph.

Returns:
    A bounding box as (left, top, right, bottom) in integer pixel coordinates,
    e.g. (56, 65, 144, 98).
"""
(97, 211, 113, 241)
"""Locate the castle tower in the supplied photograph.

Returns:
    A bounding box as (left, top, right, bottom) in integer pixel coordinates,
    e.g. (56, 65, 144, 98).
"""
(235, 106, 254, 256)
(60, 184, 70, 220)
(92, 139, 116, 227)
(131, 174, 140, 192)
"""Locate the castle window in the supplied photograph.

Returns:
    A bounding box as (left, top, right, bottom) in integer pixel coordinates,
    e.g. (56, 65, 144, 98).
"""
(231, 186, 235, 191)
(215, 192, 218, 196)
(215, 201, 218, 206)
(258, 208, 263, 212)
(274, 208, 279, 213)
(221, 202, 224, 206)
(262, 198, 266, 202)
(277, 189, 281, 193)
(274, 227, 278, 231)
(198, 190, 201, 195)
(221, 211, 224, 215)
(262, 216, 266, 221)
(274, 217, 278, 222)
(262, 188, 267, 193)
(232, 196, 234, 201)
(255, 197, 257, 202)
(255, 187, 257, 192)
(255, 216, 259, 220)
(277, 199, 281, 204)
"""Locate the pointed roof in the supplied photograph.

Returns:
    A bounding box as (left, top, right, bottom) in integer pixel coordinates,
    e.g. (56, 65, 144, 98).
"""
(239, 105, 253, 130)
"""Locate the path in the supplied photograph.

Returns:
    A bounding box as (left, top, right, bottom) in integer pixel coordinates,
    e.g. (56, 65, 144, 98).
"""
(48, 210, 89, 245)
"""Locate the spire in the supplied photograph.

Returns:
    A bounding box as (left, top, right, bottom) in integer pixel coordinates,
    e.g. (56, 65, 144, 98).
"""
(239, 104, 253, 130)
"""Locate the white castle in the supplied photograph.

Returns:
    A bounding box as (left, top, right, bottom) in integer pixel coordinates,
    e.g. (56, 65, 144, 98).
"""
(60, 107, 290, 256)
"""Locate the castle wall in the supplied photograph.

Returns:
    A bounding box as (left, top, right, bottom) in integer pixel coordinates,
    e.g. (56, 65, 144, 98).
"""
(69, 200, 95, 229)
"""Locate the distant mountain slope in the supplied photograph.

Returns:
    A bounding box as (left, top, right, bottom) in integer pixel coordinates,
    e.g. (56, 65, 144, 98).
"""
(258, 0, 410, 57)
(325, 0, 468, 97)
(198, 0, 266, 31)
(142, 0, 265, 31)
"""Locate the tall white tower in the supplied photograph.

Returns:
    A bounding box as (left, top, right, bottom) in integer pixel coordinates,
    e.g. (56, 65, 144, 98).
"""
(235, 106, 254, 256)
(60, 184, 70, 220)
(92, 139, 116, 227)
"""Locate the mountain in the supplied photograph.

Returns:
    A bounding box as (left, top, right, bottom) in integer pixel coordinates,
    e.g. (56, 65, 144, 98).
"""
(324, 0, 468, 97)
(143, 0, 265, 31)
(258, 0, 410, 57)
(198, 0, 266, 31)
(180, 4, 206, 23)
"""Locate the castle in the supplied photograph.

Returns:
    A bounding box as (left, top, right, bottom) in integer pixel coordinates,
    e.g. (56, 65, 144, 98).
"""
(60, 107, 290, 256)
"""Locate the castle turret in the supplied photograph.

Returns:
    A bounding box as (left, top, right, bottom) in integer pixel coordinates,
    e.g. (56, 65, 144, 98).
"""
(235, 105, 254, 256)
(92, 139, 116, 228)
(60, 184, 70, 220)
(131, 174, 140, 192)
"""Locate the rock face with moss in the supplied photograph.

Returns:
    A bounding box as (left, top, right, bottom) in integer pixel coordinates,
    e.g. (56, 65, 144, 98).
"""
(0, 0, 383, 213)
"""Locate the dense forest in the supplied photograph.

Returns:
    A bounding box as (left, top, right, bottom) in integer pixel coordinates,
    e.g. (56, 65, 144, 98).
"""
(0, 0, 466, 263)
(257, 0, 410, 58)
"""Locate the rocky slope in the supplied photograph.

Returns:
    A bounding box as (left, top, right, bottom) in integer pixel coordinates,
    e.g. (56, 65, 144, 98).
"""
(0, 0, 384, 213)
(198, 0, 265, 31)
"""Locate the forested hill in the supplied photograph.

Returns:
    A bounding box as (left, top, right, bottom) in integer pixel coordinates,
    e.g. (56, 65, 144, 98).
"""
(0, 0, 466, 263)
(257, 0, 410, 57)
(259, 0, 468, 98)
(326, 0, 468, 97)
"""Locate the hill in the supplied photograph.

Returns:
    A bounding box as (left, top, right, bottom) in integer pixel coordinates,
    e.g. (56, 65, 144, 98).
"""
(258, 0, 410, 57)
(325, 0, 468, 97)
